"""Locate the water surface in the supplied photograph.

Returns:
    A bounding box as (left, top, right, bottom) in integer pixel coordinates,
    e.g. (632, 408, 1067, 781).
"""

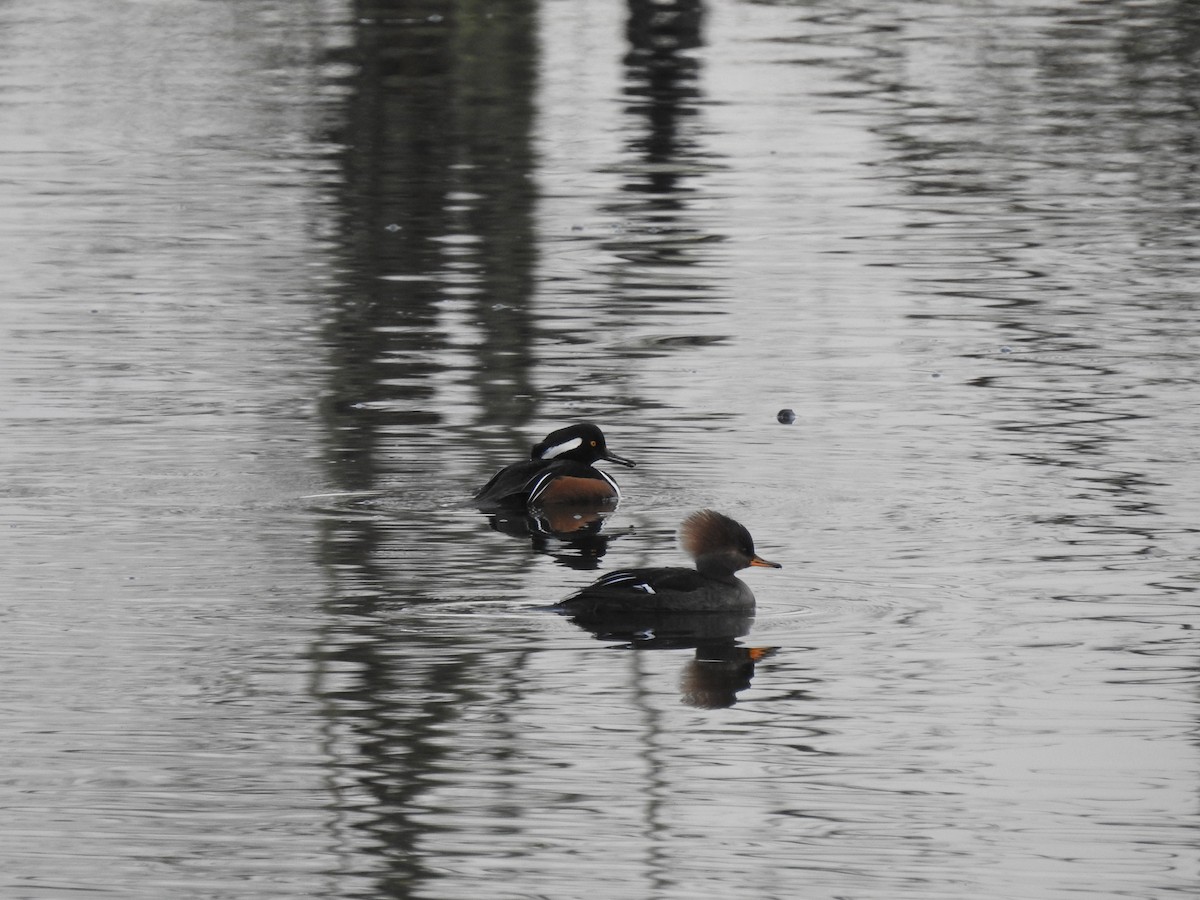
(2, 1, 1199, 898)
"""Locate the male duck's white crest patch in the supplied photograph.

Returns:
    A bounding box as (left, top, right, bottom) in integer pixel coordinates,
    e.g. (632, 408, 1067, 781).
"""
(540, 436, 583, 460)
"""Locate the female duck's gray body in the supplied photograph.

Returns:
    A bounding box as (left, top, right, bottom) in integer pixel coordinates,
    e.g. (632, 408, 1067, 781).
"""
(555, 510, 781, 616)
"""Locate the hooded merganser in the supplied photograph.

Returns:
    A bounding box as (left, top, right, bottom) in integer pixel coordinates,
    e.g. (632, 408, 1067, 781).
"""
(475, 423, 636, 509)
(554, 509, 781, 615)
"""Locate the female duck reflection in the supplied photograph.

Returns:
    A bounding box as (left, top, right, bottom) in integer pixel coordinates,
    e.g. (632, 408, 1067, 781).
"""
(553, 510, 782, 708)
(474, 423, 636, 567)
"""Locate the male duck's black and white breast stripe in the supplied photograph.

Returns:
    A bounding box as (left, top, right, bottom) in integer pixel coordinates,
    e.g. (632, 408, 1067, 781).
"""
(526, 463, 621, 506)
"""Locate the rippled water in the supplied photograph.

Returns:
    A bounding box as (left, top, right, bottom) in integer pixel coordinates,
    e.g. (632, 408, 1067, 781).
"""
(3, 1, 1200, 898)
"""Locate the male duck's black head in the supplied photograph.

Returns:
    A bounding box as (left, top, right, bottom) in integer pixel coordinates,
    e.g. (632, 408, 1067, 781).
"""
(531, 423, 636, 469)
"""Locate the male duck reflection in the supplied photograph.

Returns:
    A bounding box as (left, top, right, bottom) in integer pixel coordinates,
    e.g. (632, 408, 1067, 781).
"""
(555, 510, 781, 615)
(475, 423, 636, 510)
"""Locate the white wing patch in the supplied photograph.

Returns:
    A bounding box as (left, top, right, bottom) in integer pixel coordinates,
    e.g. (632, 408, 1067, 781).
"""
(595, 572, 654, 593)
(540, 436, 583, 460)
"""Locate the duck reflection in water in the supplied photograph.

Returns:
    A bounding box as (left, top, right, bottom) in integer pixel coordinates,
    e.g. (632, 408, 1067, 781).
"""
(554, 510, 782, 707)
(475, 423, 636, 567)
(482, 503, 619, 571)
(563, 603, 778, 709)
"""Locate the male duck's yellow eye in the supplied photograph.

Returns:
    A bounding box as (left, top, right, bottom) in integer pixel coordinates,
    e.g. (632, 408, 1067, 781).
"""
(590, 440, 597, 447)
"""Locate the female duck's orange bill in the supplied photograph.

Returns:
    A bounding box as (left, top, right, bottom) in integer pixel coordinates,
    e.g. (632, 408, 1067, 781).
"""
(750, 555, 782, 569)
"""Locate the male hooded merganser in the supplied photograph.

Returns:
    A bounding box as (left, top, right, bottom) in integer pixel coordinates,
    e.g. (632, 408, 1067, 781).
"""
(555, 509, 781, 615)
(475, 423, 636, 509)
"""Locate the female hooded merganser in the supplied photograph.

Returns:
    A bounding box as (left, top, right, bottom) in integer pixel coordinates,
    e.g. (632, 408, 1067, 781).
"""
(555, 509, 781, 615)
(475, 423, 636, 509)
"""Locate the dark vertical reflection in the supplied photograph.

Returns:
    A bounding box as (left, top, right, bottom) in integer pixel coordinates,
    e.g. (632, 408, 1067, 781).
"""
(316, 0, 540, 592)
(600, 0, 722, 285)
(312, 2, 539, 895)
(557, 0, 774, 701)
(624, 0, 704, 197)
(322, 0, 539, 496)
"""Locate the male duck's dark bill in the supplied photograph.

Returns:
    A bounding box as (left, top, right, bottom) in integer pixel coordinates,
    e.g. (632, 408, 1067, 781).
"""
(602, 450, 636, 468)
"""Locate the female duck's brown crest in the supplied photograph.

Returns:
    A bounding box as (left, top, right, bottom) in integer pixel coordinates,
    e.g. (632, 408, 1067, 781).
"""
(679, 509, 782, 575)
(680, 509, 755, 559)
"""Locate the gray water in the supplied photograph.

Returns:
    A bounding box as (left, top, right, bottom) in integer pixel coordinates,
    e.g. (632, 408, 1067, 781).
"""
(3, 1, 1199, 898)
